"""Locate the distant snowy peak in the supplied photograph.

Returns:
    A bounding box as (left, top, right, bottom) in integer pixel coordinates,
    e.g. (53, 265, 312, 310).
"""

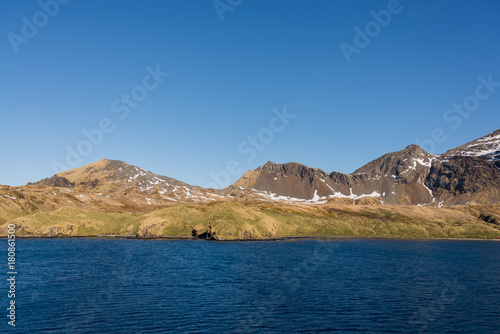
(443, 129, 500, 161)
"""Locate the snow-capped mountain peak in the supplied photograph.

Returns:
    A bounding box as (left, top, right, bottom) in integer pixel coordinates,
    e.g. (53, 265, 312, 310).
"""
(443, 129, 500, 161)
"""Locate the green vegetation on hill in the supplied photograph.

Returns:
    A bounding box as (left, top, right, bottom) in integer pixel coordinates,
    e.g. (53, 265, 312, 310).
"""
(1, 201, 500, 240)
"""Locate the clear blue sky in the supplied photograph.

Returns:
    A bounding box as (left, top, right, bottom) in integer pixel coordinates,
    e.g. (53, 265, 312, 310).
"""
(1, 0, 499, 187)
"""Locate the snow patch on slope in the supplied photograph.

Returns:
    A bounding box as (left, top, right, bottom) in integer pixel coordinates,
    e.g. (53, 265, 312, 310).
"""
(252, 187, 381, 205)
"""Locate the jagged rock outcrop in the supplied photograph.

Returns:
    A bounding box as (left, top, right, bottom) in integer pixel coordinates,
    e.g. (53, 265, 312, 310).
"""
(30, 175, 75, 188)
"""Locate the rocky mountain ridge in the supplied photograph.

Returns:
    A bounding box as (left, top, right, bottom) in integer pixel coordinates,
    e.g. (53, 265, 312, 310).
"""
(7, 128, 500, 210)
(234, 129, 500, 206)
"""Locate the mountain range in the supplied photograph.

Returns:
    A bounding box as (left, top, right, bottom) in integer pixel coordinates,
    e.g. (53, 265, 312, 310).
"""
(1, 129, 499, 240)
(27, 128, 500, 207)
(236, 129, 500, 206)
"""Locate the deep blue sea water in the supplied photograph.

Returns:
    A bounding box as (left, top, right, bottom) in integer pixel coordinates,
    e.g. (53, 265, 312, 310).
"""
(2, 238, 500, 333)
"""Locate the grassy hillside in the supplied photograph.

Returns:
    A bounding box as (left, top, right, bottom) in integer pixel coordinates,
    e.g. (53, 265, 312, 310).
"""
(1, 201, 500, 240)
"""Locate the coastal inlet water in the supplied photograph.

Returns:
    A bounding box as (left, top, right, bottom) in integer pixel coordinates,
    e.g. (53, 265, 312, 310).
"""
(3, 238, 500, 333)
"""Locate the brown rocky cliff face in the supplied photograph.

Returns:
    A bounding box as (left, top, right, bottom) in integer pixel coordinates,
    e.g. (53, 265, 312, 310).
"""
(251, 162, 326, 199)
(426, 156, 500, 205)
